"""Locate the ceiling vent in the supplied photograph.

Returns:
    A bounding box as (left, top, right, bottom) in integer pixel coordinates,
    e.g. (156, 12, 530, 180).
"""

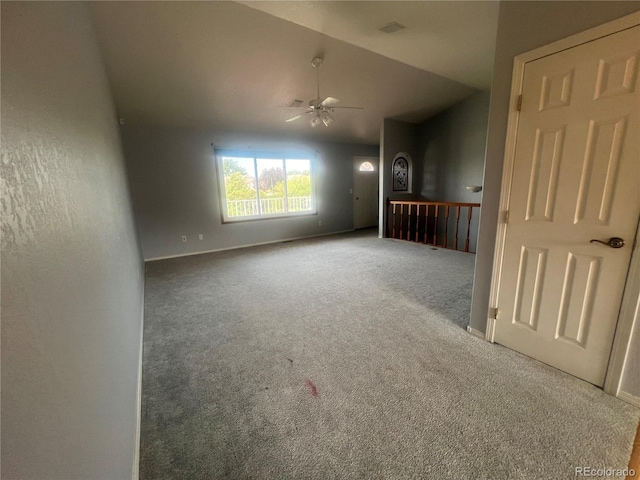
(379, 22, 406, 34)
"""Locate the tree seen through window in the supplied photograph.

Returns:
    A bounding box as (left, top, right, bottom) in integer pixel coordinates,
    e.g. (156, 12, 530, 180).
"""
(219, 153, 314, 219)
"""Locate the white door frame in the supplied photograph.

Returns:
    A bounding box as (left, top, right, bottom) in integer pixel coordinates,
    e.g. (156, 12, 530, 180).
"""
(486, 11, 640, 399)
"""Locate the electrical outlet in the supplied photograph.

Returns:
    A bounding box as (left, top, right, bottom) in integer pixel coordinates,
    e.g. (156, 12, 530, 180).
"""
(318, 220, 322, 226)
(349, 188, 353, 194)
(199, 234, 203, 240)
(182, 235, 187, 242)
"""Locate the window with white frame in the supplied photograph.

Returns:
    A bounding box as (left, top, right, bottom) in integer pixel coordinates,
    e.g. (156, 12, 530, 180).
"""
(215, 149, 316, 221)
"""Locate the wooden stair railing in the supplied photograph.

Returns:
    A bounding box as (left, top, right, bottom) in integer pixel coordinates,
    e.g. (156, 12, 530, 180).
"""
(386, 198, 481, 253)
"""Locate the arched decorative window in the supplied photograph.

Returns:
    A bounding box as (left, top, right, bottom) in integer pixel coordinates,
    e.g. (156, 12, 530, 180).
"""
(392, 154, 410, 192)
(359, 161, 375, 172)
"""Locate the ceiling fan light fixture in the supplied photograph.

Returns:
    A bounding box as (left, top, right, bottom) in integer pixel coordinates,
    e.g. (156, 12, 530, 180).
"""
(321, 111, 334, 126)
(282, 57, 364, 128)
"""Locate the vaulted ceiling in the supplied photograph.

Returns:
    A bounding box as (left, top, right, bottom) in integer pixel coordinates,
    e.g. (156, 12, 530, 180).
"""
(89, 1, 498, 145)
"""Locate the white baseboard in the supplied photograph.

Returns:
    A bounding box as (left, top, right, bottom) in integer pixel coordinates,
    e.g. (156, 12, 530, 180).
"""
(466, 326, 486, 340)
(145, 229, 355, 262)
(132, 287, 145, 480)
(617, 390, 640, 408)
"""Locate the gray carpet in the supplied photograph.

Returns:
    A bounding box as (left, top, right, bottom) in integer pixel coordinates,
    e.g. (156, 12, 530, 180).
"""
(140, 229, 638, 479)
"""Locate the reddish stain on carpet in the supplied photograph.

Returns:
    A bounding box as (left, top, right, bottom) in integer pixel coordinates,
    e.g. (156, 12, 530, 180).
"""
(305, 379, 319, 397)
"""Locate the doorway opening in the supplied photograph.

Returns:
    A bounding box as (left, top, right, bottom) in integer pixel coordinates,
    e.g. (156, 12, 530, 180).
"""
(353, 157, 380, 230)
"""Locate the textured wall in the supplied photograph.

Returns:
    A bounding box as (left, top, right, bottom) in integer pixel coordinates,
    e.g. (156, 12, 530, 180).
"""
(121, 125, 379, 260)
(468, 2, 640, 397)
(1, 3, 144, 479)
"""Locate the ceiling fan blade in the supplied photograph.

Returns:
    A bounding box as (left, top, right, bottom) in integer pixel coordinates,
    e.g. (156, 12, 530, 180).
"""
(278, 99, 305, 108)
(320, 96, 340, 107)
(285, 114, 304, 123)
(285, 110, 313, 122)
(330, 106, 364, 110)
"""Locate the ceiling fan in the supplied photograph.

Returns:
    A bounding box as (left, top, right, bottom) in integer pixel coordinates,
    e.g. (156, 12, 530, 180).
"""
(284, 57, 364, 127)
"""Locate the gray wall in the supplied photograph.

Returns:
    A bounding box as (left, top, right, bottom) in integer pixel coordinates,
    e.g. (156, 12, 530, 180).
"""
(379, 94, 490, 251)
(618, 221, 640, 398)
(418, 91, 490, 204)
(417, 91, 490, 252)
(379, 119, 421, 237)
(468, 2, 640, 394)
(1, 3, 144, 479)
(621, 294, 640, 397)
(121, 125, 378, 260)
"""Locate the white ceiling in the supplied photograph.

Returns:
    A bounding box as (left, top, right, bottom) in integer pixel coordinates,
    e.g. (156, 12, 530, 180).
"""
(89, 2, 498, 145)
(240, 1, 499, 90)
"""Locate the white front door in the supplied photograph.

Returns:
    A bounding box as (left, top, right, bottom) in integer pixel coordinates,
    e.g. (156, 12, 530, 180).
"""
(494, 26, 640, 386)
(353, 157, 379, 229)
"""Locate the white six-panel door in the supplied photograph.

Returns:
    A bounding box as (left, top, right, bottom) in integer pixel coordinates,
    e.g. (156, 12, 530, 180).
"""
(494, 26, 640, 386)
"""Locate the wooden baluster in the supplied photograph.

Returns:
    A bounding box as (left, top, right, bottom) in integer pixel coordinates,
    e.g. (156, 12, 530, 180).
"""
(415, 204, 420, 243)
(424, 204, 429, 244)
(444, 206, 450, 249)
(391, 203, 396, 238)
(465, 207, 473, 252)
(386, 198, 390, 238)
(454, 206, 461, 250)
(433, 205, 439, 245)
(423, 205, 429, 244)
(390, 201, 479, 252)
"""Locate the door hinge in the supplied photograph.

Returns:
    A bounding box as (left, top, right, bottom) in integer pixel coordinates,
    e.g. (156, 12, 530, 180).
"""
(490, 307, 499, 320)
(504, 210, 510, 225)
(517, 95, 522, 111)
